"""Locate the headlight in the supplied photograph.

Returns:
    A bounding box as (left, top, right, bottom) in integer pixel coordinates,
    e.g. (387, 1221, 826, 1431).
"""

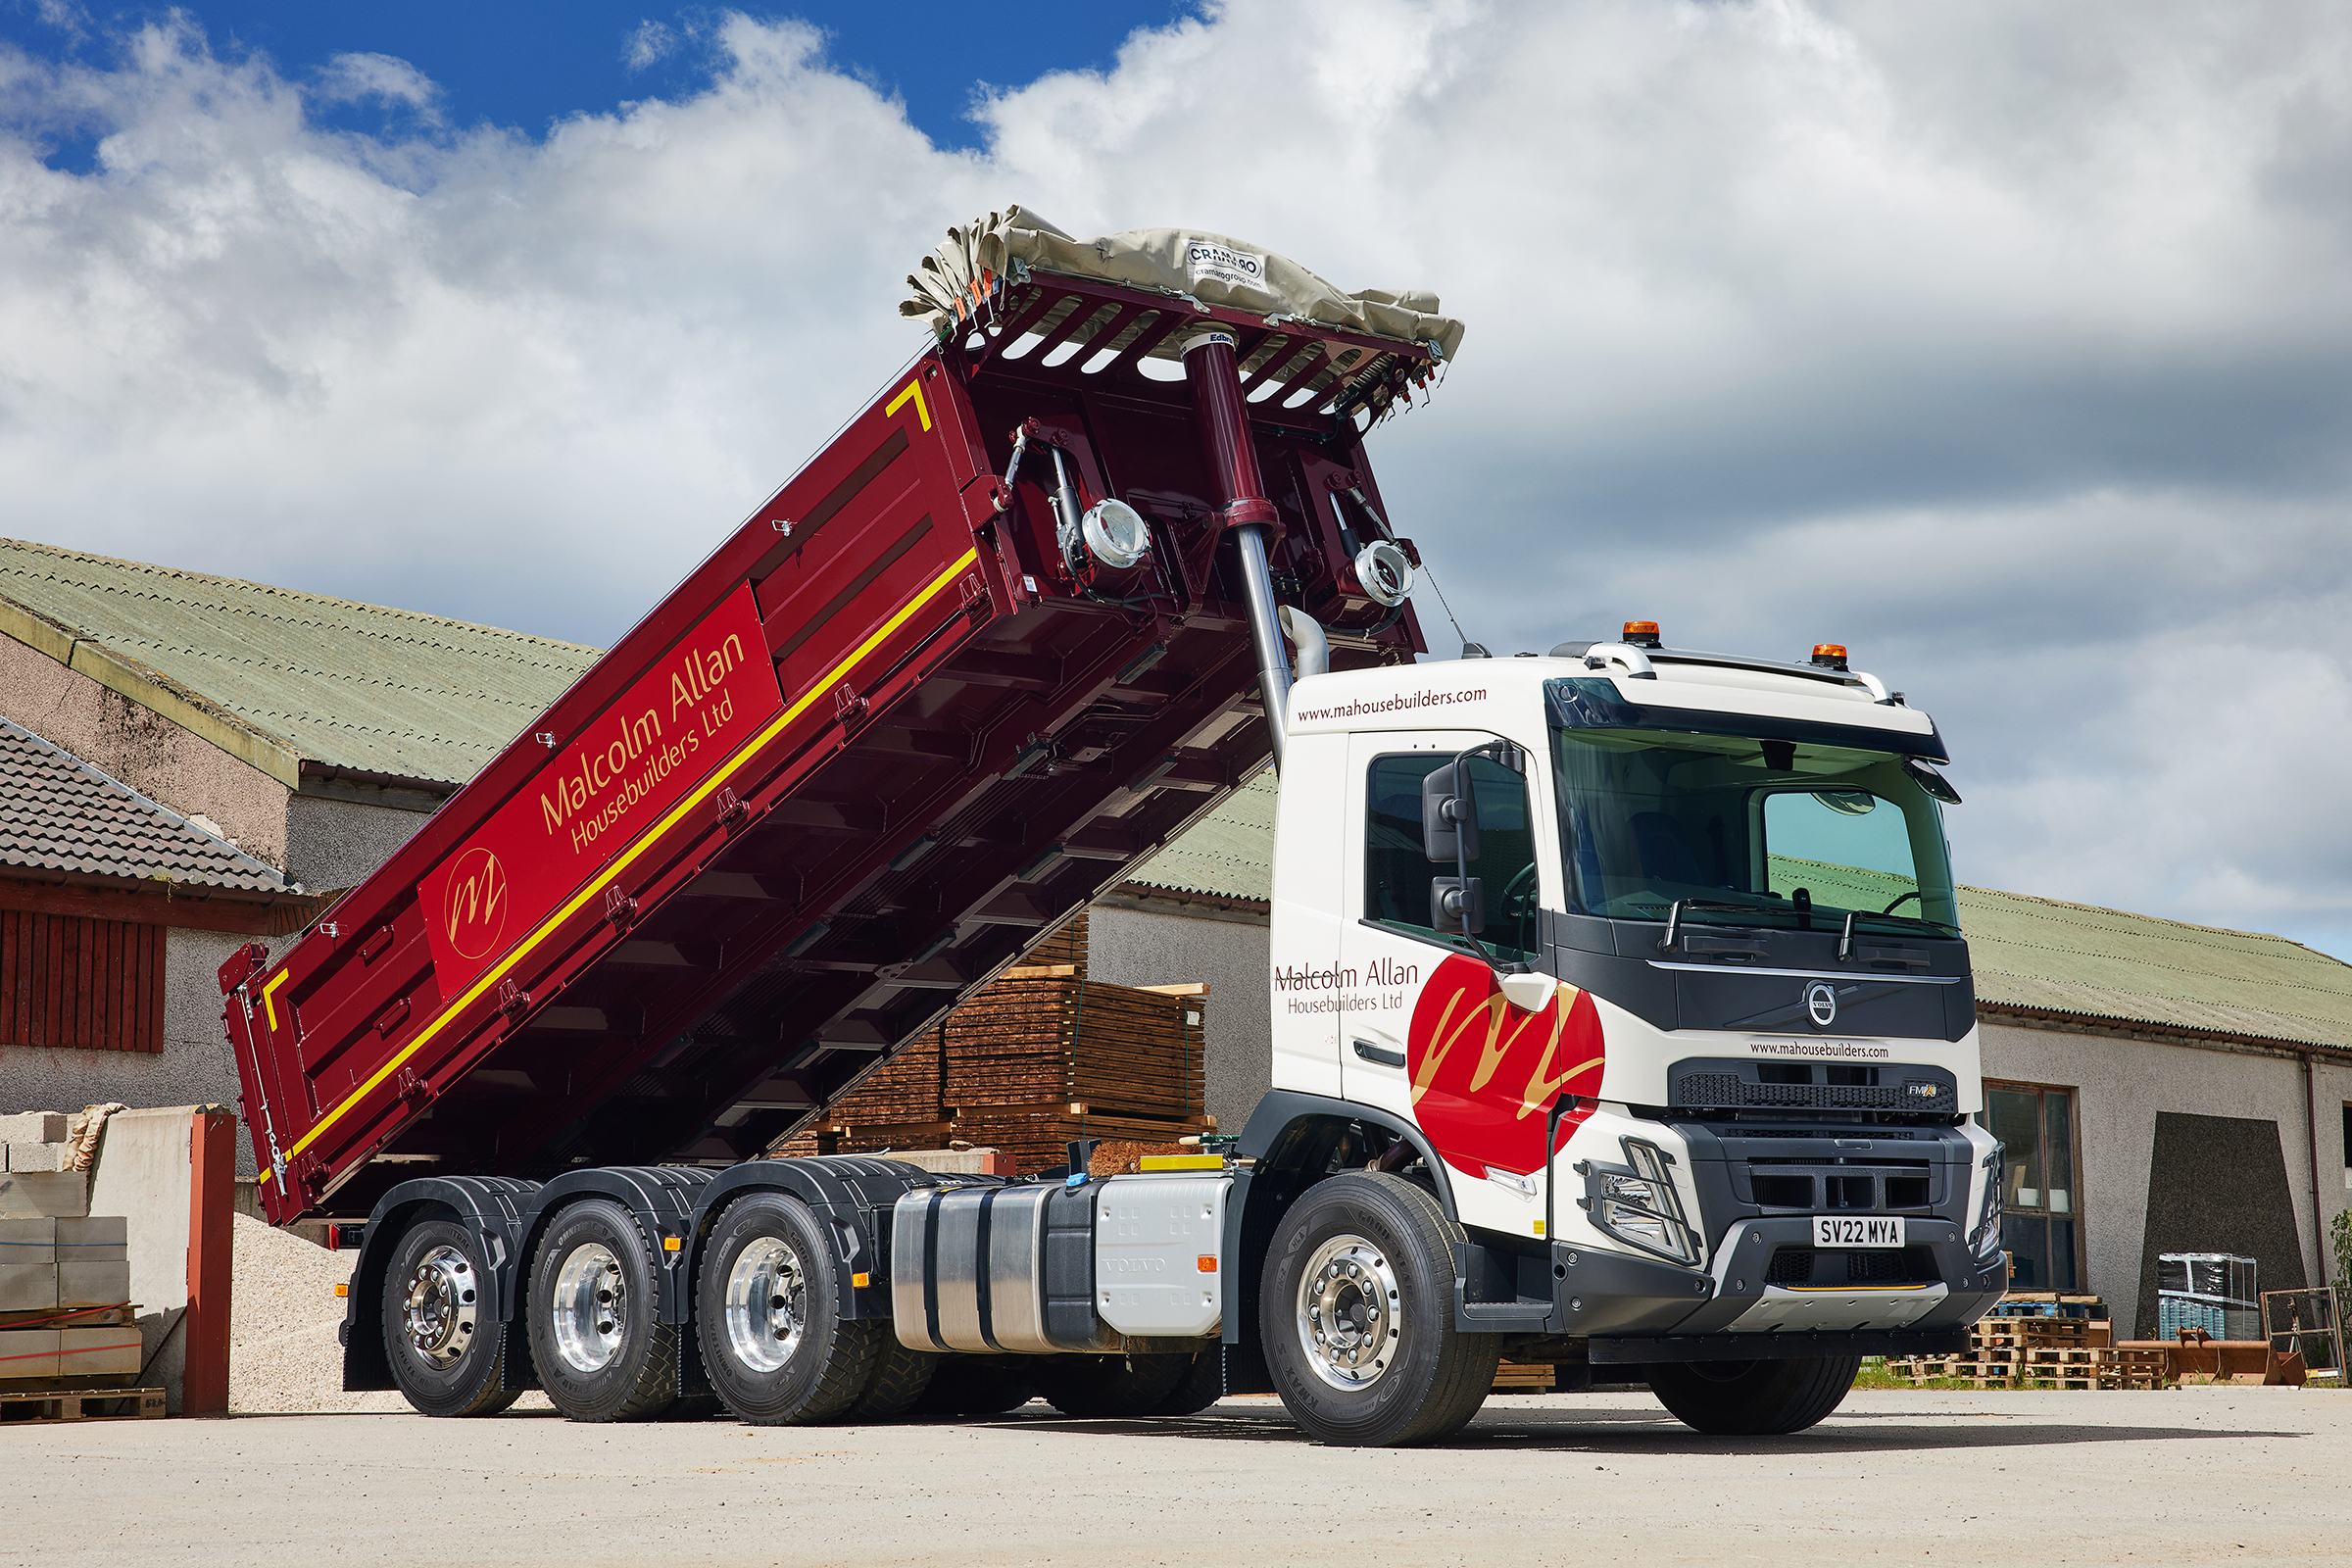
(1971, 1146, 2004, 1259)
(1580, 1139, 1702, 1267)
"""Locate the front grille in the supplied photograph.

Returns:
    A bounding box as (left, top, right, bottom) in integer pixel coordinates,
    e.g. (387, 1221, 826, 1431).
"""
(1674, 1071, 1957, 1112)
(1742, 1160, 1936, 1210)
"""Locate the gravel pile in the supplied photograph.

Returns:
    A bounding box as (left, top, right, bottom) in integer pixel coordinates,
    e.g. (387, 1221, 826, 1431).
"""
(229, 1214, 550, 1415)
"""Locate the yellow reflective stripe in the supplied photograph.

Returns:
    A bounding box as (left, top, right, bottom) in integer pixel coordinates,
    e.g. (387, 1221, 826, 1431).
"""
(262, 970, 291, 1032)
(264, 547, 983, 1185)
(885, 379, 931, 432)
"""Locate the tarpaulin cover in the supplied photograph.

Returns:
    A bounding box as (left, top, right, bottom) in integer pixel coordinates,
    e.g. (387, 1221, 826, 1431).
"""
(901, 205, 1466, 365)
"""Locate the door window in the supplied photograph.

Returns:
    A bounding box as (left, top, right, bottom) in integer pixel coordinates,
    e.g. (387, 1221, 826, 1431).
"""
(1364, 752, 1540, 962)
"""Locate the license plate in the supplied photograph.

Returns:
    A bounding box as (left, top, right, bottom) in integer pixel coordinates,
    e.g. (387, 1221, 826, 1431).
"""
(1814, 1215, 1905, 1248)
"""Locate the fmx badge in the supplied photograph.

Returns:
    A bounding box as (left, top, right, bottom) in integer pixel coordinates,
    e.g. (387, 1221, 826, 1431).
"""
(441, 846, 510, 961)
(1804, 982, 1838, 1028)
(1185, 239, 1266, 292)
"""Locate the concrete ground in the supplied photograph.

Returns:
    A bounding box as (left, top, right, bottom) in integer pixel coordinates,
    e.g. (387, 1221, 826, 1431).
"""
(3, 1388, 2346, 1566)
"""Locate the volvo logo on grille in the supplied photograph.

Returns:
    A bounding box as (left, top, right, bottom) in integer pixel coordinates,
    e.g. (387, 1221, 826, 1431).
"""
(1804, 982, 1838, 1028)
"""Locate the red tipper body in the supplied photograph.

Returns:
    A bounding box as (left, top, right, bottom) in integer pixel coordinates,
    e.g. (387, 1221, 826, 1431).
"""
(222, 270, 1435, 1225)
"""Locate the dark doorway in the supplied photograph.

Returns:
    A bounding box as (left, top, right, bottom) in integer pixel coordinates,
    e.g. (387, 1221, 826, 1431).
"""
(2133, 1112, 2308, 1338)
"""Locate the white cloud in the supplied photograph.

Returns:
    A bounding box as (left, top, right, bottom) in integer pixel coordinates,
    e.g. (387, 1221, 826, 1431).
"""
(1, 1, 2348, 954)
(623, 22, 677, 72)
(311, 51, 440, 112)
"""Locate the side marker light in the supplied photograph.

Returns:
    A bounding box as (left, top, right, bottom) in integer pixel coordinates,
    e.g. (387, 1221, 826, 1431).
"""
(662, 1236, 682, 1252)
(1197, 1255, 1217, 1274)
(851, 1272, 871, 1289)
(334, 1282, 349, 1298)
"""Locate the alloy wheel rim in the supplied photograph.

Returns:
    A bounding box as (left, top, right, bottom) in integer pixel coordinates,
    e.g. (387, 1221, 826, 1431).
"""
(551, 1242, 627, 1373)
(1296, 1234, 1401, 1391)
(723, 1237, 807, 1373)
(403, 1244, 477, 1370)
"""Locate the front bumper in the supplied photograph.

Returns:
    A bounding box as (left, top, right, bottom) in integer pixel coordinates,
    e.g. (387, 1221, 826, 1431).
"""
(1555, 1215, 2007, 1351)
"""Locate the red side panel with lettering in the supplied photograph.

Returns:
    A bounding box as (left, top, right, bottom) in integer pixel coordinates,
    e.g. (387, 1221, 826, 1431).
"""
(416, 585, 783, 1000)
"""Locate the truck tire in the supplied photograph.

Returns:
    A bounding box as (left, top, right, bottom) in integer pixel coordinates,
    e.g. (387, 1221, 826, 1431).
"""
(1259, 1171, 1500, 1447)
(1031, 1352, 1191, 1418)
(1142, 1348, 1225, 1416)
(380, 1219, 519, 1418)
(907, 1355, 1036, 1416)
(695, 1192, 879, 1425)
(1644, 1356, 1861, 1436)
(526, 1199, 678, 1422)
(844, 1340, 939, 1422)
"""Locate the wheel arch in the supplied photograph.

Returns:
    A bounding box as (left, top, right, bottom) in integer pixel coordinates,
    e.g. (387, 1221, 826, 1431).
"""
(685, 1155, 988, 1325)
(340, 1176, 540, 1394)
(514, 1166, 719, 1328)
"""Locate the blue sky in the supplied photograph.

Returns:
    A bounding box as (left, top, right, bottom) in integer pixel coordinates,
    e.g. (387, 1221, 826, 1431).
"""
(2, 0, 1196, 165)
(3, 0, 2350, 958)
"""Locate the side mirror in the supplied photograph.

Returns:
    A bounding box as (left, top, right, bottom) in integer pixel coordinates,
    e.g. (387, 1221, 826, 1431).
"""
(1421, 762, 1480, 863)
(1431, 875, 1485, 935)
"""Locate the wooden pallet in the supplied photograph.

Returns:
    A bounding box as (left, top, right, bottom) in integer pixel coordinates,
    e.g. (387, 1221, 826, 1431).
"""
(0, 1386, 165, 1423)
(1493, 1360, 1555, 1394)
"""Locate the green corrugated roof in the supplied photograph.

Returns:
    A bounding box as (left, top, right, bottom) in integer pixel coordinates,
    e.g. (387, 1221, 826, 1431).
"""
(1125, 801, 2352, 1051)
(0, 539, 602, 789)
(1124, 770, 1277, 903)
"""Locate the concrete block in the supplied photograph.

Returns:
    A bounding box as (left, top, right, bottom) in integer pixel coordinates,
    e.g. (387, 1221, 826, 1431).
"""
(0, 1329, 60, 1381)
(0, 1113, 69, 1145)
(0, 1261, 58, 1311)
(0, 1217, 55, 1264)
(59, 1326, 141, 1377)
(56, 1217, 126, 1260)
(0, 1171, 87, 1218)
(57, 1259, 129, 1309)
(5, 1142, 73, 1173)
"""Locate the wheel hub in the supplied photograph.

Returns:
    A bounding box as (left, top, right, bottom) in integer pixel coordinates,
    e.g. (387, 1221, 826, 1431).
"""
(1297, 1235, 1400, 1391)
(550, 1243, 627, 1373)
(722, 1238, 807, 1374)
(402, 1245, 478, 1370)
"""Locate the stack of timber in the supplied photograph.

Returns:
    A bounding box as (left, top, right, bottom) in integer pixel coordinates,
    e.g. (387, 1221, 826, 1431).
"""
(1885, 1293, 2165, 1389)
(774, 914, 1213, 1174)
(0, 1111, 155, 1421)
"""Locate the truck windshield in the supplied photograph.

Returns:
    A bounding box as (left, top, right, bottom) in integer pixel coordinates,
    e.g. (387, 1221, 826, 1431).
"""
(1545, 687, 1960, 938)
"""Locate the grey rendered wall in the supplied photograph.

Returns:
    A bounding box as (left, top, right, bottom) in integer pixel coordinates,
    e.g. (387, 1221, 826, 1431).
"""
(1979, 1020, 2352, 1332)
(0, 929, 252, 1171)
(1087, 899, 1270, 1136)
(286, 791, 437, 893)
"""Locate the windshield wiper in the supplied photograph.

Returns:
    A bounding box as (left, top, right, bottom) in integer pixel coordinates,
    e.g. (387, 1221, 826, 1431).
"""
(1657, 898, 1771, 953)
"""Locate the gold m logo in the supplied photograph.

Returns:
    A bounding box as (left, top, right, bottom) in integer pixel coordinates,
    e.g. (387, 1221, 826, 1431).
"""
(443, 847, 510, 962)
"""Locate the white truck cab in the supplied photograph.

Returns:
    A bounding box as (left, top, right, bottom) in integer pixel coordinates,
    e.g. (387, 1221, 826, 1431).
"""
(1255, 626, 2006, 1393)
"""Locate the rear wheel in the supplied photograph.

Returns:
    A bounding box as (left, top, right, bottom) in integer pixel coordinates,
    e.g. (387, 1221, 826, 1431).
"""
(695, 1193, 878, 1425)
(1142, 1348, 1226, 1416)
(381, 1219, 517, 1418)
(1031, 1352, 1191, 1418)
(526, 1200, 677, 1422)
(1259, 1172, 1500, 1447)
(908, 1355, 1036, 1416)
(844, 1340, 940, 1421)
(1644, 1356, 1861, 1436)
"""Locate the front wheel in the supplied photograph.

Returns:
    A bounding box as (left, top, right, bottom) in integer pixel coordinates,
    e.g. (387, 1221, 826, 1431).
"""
(1259, 1172, 1500, 1446)
(1644, 1356, 1861, 1436)
(381, 1219, 518, 1417)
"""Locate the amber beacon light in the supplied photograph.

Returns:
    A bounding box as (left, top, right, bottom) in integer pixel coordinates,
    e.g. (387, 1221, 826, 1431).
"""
(1622, 620, 1662, 649)
(1810, 643, 1850, 670)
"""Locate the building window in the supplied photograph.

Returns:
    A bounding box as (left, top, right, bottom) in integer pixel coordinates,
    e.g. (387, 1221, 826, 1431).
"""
(0, 910, 164, 1054)
(1980, 1082, 2083, 1292)
(1364, 752, 1540, 962)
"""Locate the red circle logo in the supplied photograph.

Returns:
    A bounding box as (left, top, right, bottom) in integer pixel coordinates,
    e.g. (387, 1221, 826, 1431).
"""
(1405, 954, 1605, 1177)
(441, 847, 511, 961)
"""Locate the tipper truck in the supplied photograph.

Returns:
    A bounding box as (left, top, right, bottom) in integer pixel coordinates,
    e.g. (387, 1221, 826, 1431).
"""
(224, 209, 2005, 1446)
